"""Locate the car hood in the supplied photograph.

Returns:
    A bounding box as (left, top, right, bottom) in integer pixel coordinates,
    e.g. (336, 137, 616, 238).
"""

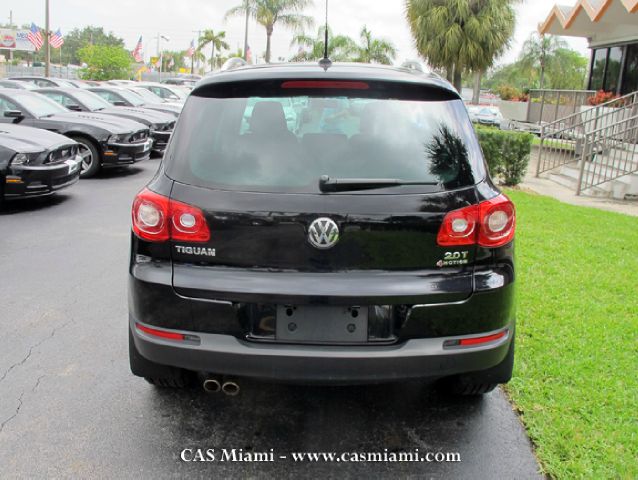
(102, 106, 176, 125)
(46, 112, 148, 134)
(0, 124, 75, 154)
(144, 102, 182, 113)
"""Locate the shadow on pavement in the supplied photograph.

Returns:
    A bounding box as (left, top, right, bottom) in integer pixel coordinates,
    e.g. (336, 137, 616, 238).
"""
(0, 193, 72, 215)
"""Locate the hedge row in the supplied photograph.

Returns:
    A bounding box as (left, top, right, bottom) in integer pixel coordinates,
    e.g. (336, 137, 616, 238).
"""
(475, 127, 534, 186)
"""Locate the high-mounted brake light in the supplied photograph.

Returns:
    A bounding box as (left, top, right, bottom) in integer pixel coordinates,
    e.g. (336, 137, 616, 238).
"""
(132, 188, 210, 243)
(281, 80, 370, 90)
(437, 194, 515, 248)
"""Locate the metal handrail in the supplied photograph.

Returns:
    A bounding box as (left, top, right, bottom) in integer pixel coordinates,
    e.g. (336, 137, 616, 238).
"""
(541, 91, 638, 129)
(577, 113, 638, 194)
(536, 91, 638, 180)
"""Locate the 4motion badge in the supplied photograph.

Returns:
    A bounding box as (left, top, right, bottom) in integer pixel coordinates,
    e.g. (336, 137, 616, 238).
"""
(437, 251, 470, 267)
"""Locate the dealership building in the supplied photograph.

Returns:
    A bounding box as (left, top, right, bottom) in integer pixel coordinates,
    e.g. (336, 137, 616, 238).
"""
(539, 0, 638, 94)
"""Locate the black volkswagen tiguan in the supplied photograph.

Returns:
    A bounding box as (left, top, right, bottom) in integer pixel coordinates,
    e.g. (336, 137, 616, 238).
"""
(129, 63, 516, 396)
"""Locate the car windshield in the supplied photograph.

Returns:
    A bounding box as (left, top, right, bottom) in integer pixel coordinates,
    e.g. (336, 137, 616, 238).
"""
(129, 87, 163, 103)
(15, 93, 69, 117)
(73, 90, 113, 111)
(115, 89, 146, 107)
(166, 87, 188, 100)
(166, 93, 483, 194)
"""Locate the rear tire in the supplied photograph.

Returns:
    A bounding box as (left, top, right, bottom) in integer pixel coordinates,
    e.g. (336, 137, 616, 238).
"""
(441, 330, 515, 396)
(71, 136, 101, 178)
(129, 329, 192, 388)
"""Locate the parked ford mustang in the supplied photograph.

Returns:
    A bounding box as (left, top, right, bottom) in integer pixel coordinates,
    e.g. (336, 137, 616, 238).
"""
(128, 63, 517, 396)
(135, 82, 189, 103)
(8, 76, 78, 88)
(0, 89, 152, 177)
(37, 88, 176, 154)
(88, 86, 182, 117)
(161, 76, 200, 87)
(0, 80, 38, 90)
(0, 124, 81, 204)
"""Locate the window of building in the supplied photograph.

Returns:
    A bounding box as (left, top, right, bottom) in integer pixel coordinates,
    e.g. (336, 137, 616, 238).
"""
(589, 48, 607, 91)
(604, 46, 623, 93)
(621, 43, 638, 95)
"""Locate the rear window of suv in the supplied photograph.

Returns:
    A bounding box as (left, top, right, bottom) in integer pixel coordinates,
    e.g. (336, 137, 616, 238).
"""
(165, 80, 485, 194)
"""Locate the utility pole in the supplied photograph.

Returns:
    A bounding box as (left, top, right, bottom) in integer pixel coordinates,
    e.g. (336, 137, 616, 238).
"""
(192, 30, 201, 75)
(8, 10, 14, 61)
(243, 4, 249, 60)
(44, 0, 51, 77)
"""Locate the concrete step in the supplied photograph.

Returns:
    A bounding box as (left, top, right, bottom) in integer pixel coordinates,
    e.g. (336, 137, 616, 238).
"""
(547, 172, 612, 197)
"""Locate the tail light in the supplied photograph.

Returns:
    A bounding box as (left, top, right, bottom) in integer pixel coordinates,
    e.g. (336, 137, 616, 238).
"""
(437, 194, 515, 248)
(132, 188, 210, 243)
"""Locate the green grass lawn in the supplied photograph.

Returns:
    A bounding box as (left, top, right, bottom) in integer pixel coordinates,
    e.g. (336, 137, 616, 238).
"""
(504, 190, 637, 479)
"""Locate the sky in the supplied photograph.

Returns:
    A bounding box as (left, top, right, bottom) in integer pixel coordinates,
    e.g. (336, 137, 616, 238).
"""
(4, 0, 590, 67)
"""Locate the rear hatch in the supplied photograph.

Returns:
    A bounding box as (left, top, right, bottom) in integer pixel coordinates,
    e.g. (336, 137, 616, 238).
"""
(164, 77, 486, 322)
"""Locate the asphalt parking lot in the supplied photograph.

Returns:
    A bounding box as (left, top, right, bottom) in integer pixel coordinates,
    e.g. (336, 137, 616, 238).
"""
(0, 159, 541, 479)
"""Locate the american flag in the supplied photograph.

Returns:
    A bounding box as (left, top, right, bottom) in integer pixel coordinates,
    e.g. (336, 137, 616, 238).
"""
(27, 23, 44, 51)
(186, 40, 195, 58)
(132, 36, 144, 62)
(49, 29, 64, 49)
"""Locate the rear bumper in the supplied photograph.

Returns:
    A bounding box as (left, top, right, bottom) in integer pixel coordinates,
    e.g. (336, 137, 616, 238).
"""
(130, 317, 513, 382)
(4, 159, 81, 198)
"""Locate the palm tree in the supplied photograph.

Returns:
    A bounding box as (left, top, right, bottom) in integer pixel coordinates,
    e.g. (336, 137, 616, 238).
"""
(197, 30, 230, 72)
(224, 0, 255, 60)
(354, 26, 397, 65)
(519, 33, 568, 90)
(290, 27, 357, 62)
(226, 0, 314, 63)
(406, 0, 518, 93)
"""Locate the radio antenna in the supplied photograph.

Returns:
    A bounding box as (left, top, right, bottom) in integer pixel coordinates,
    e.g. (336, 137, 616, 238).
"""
(319, 0, 332, 69)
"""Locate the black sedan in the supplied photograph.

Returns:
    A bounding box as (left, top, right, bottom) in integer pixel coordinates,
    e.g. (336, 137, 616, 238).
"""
(1, 124, 81, 204)
(37, 88, 176, 154)
(88, 86, 182, 117)
(0, 89, 152, 178)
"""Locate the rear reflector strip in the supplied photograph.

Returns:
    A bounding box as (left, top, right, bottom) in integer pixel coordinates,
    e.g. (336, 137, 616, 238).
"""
(443, 329, 508, 348)
(135, 323, 185, 341)
(281, 80, 370, 90)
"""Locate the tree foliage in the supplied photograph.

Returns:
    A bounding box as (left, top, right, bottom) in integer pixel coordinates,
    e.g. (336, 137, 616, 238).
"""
(483, 34, 588, 91)
(355, 26, 397, 65)
(290, 27, 357, 62)
(226, 0, 314, 63)
(197, 30, 230, 71)
(290, 26, 396, 65)
(405, 0, 518, 90)
(78, 44, 131, 80)
(61, 26, 125, 65)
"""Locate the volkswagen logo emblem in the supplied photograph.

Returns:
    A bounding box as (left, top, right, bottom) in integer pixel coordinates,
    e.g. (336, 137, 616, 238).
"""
(308, 217, 340, 250)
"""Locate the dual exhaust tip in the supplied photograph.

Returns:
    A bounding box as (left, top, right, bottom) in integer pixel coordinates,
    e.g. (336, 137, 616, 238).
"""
(203, 377, 240, 396)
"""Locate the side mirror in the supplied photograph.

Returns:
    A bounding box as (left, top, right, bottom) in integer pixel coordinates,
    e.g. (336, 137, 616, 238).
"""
(4, 110, 24, 122)
(113, 101, 127, 107)
(67, 104, 82, 112)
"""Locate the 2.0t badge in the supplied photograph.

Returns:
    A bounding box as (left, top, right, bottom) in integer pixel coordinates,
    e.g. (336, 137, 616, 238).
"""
(308, 217, 339, 250)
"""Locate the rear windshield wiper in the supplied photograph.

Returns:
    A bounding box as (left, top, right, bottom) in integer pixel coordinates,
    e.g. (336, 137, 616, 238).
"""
(318, 175, 439, 193)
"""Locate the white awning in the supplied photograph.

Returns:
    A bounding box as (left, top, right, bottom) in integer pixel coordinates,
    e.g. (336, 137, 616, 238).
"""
(539, 0, 638, 46)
